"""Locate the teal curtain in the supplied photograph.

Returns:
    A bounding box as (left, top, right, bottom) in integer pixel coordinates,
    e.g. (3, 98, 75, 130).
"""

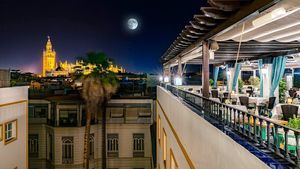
(232, 63, 241, 91)
(258, 59, 263, 97)
(270, 56, 287, 97)
(213, 66, 219, 88)
(226, 65, 229, 91)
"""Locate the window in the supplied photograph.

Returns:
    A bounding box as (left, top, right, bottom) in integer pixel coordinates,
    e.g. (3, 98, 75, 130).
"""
(163, 129, 167, 167)
(241, 71, 254, 84)
(59, 109, 77, 126)
(62, 137, 74, 164)
(29, 134, 39, 157)
(29, 104, 48, 118)
(34, 106, 47, 118)
(294, 68, 300, 88)
(170, 149, 178, 169)
(0, 124, 2, 142)
(4, 119, 17, 145)
(89, 134, 94, 159)
(158, 116, 161, 144)
(133, 133, 144, 157)
(107, 134, 119, 157)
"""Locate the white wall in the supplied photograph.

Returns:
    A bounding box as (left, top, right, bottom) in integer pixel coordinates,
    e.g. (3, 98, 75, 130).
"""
(0, 86, 29, 169)
(156, 86, 269, 169)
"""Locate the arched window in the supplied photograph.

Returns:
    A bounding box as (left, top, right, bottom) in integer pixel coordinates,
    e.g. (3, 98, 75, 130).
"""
(62, 137, 73, 164)
(107, 134, 119, 157)
(133, 133, 144, 157)
(89, 134, 94, 159)
(29, 134, 39, 157)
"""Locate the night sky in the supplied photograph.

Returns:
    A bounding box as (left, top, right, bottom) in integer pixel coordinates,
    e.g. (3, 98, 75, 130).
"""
(0, 0, 206, 73)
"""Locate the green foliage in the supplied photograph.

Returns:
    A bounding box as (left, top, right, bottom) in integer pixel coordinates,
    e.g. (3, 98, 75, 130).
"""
(238, 78, 244, 92)
(287, 117, 300, 130)
(79, 52, 110, 72)
(209, 79, 214, 87)
(249, 76, 260, 88)
(279, 79, 287, 103)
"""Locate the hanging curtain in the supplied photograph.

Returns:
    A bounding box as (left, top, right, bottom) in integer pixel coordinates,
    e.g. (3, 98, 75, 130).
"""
(213, 66, 219, 88)
(232, 63, 241, 91)
(226, 65, 229, 91)
(258, 59, 263, 97)
(270, 56, 287, 97)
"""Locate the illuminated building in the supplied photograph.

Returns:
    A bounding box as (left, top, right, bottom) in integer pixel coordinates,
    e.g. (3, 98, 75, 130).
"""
(42, 36, 56, 77)
(41, 37, 125, 77)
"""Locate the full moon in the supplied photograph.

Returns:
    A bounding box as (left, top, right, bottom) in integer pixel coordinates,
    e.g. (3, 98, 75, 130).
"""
(127, 18, 138, 30)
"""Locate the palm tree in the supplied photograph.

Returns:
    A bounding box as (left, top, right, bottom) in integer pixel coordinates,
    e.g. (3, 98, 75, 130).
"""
(79, 52, 119, 169)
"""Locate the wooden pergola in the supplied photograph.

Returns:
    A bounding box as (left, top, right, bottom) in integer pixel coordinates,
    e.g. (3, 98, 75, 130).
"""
(161, 0, 300, 98)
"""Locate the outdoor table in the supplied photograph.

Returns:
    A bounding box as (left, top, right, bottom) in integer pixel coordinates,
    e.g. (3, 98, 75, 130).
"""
(241, 88, 251, 94)
(230, 93, 248, 104)
(271, 104, 300, 119)
(249, 97, 268, 105)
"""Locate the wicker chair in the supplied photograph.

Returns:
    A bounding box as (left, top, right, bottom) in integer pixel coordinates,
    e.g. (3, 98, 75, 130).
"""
(268, 97, 276, 110)
(211, 90, 219, 98)
(239, 96, 249, 107)
(289, 89, 297, 98)
(281, 105, 299, 121)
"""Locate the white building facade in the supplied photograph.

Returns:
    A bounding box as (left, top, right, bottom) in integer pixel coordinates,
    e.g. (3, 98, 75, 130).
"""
(0, 86, 29, 169)
(28, 97, 155, 169)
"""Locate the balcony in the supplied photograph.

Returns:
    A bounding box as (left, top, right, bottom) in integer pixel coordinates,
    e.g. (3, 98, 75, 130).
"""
(106, 102, 152, 124)
(156, 85, 299, 169)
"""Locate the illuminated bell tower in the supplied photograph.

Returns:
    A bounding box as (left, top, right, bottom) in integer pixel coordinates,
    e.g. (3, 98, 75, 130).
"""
(42, 36, 56, 77)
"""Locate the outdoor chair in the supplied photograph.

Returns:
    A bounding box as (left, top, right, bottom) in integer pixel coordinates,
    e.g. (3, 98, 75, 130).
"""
(289, 89, 297, 98)
(246, 87, 254, 97)
(239, 96, 256, 110)
(268, 97, 276, 110)
(239, 96, 249, 107)
(211, 90, 219, 98)
(231, 98, 237, 105)
(281, 105, 299, 121)
(221, 92, 229, 103)
(223, 92, 229, 98)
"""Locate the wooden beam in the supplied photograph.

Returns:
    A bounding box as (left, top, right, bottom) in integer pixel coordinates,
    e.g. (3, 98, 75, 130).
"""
(201, 7, 230, 20)
(169, 0, 276, 63)
(208, 0, 243, 11)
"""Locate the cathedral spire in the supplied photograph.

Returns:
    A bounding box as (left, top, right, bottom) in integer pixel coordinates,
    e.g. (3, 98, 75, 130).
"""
(46, 35, 53, 51)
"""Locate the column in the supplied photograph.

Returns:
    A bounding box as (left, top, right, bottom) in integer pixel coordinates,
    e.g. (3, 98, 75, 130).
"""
(202, 41, 210, 98)
(262, 64, 272, 98)
(178, 57, 182, 76)
(227, 68, 235, 93)
(56, 105, 60, 126)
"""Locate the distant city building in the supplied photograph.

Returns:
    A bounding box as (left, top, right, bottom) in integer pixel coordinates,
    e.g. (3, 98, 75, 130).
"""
(0, 86, 29, 169)
(0, 69, 11, 87)
(41, 36, 125, 77)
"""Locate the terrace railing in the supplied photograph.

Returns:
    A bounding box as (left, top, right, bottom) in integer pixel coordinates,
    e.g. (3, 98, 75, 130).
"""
(161, 83, 300, 167)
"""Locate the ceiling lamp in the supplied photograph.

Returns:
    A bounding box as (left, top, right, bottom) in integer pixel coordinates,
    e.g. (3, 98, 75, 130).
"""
(252, 7, 286, 27)
(208, 40, 219, 60)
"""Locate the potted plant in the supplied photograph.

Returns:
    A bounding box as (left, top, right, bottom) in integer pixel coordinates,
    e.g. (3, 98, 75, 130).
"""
(238, 78, 244, 93)
(279, 79, 287, 103)
(277, 117, 300, 156)
(209, 79, 214, 87)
